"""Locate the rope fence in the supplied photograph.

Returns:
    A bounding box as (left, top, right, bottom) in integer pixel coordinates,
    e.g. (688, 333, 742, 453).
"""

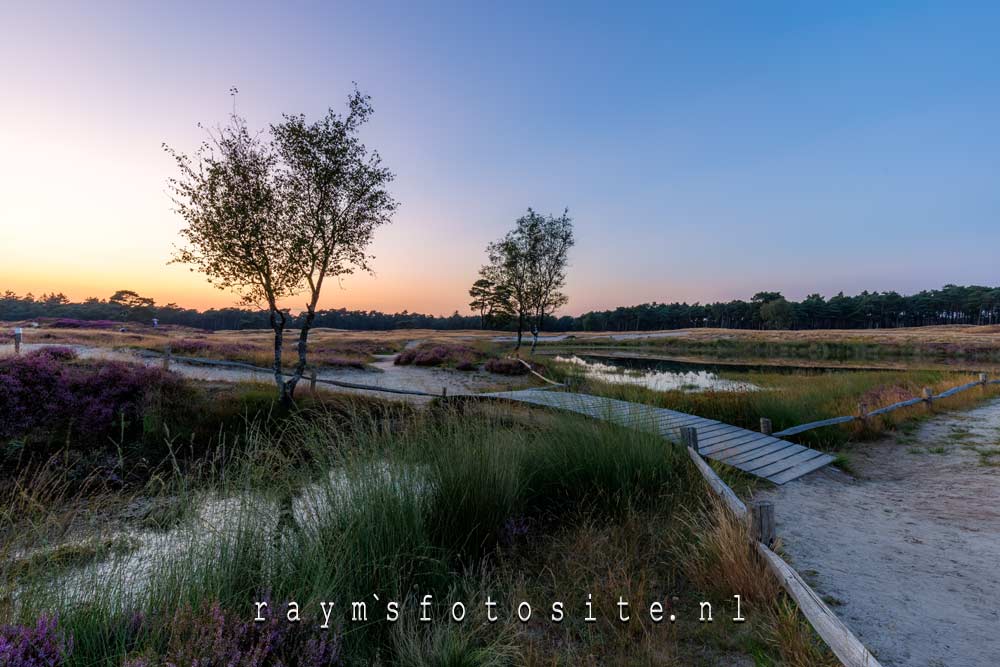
(145, 349, 566, 398)
(144, 349, 440, 397)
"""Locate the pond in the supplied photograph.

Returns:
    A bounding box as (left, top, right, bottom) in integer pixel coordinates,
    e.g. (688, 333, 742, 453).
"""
(555, 355, 762, 392)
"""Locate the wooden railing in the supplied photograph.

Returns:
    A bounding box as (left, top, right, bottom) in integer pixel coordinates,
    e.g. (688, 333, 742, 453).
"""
(772, 373, 997, 438)
(685, 442, 882, 667)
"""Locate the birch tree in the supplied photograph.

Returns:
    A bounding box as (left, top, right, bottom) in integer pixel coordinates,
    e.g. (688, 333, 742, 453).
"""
(271, 89, 397, 397)
(166, 88, 396, 402)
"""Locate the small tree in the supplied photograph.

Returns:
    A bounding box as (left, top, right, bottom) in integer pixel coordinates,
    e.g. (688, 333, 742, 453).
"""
(526, 209, 573, 352)
(166, 90, 395, 403)
(165, 113, 299, 399)
(271, 89, 397, 395)
(478, 208, 574, 351)
(468, 278, 495, 329)
(109, 289, 156, 322)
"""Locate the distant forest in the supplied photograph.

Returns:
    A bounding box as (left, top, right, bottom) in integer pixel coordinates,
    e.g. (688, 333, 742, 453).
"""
(3, 285, 1000, 332)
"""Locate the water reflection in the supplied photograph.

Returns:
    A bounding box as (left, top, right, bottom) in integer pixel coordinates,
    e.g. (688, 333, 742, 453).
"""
(556, 355, 759, 392)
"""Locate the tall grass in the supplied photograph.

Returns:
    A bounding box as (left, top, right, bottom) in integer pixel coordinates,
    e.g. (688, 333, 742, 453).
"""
(554, 362, 1000, 449)
(4, 407, 704, 665)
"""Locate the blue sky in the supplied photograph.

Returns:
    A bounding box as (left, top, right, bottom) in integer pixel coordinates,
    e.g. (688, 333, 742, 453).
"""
(1, 1, 997, 313)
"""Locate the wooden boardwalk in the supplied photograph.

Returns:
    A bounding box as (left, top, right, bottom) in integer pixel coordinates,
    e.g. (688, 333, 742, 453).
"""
(484, 389, 834, 485)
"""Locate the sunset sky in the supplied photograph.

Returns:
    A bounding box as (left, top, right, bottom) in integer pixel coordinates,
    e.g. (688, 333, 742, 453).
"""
(2, 2, 999, 316)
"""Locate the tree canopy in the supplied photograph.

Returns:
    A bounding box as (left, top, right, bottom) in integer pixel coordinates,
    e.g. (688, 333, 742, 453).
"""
(163, 88, 396, 400)
(473, 208, 575, 350)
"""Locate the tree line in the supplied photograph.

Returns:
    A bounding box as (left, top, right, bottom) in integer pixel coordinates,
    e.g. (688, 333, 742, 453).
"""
(0, 290, 485, 331)
(7, 284, 1000, 334)
(573, 286, 1000, 331)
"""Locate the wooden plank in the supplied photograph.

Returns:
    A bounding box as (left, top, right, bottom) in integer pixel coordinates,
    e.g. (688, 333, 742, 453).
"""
(768, 454, 837, 485)
(750, 449, 826, 478)
(655, 412, 712, 428)
(866, 397, 923, 417)
(711, 435, 783, 461)
(730, 443, 806, 469)
(687, 422, 739, 438)
(691, 428, 746, 445)
(709, 438, 777, 462)
(723, 439, 796, 465)
(772, 415, 856, 438)
(701, 435, 774, 459)
(699, 431, 769, 453)
(934, 381, 980, 399)
(756, 544, 882, 666)
(656, 410, 696, 424)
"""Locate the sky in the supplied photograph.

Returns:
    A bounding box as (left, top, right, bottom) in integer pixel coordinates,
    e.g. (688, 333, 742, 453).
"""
(1, 1, 998, 316)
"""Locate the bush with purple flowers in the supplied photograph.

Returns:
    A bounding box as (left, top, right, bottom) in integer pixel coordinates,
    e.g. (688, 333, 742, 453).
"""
(120, 600, 341, 667)
(483, 357, 529, 376)
(394, 343, 484, 370)
(0, 348, 187, 456)
(45, 318, 121, 329)
(0, 614, 73, 666)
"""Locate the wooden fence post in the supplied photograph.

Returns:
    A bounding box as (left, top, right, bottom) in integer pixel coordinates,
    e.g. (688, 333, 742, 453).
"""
(309, 369, 318, 393)
(760, 417, 772, 435)
(922, 387, 933, 410)
(13, 327, 22, 355)
(750, 500, 776, 548)
(162, 345, 171, 371)
(680, 426, 699, 452)
(441, 386, 448, 399)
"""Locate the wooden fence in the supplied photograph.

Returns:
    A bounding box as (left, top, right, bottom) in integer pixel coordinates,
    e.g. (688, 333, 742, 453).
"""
(773, 373, 997, 438)
(685, 443, 882, 667)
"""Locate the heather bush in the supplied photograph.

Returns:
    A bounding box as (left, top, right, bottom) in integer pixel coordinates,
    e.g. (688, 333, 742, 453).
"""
(483, 358, 528, 376)
(0, 614, 73, 666)
(46, 318, 120, 329)
(130, 600, 341, 667)
(0, 348, 189, 457)
(394, 343, 484, 370)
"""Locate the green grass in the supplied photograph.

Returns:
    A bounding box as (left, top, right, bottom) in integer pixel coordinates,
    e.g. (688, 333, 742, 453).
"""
(2, 402, 835, 666)
(550, 361, 1000, 451)
(0, 408, 696, 664)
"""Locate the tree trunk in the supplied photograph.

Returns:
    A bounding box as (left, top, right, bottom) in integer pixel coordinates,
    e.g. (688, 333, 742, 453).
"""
(514, 312, 523, 351)
(283, 301, 318, 403)
(530, 310, 542, 355)
(270, 309, 286, 399)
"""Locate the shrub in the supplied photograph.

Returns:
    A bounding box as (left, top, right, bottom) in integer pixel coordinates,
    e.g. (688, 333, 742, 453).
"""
(45, 318, 120, 329)
(0, 614, 73, 666)
(0, 349, 187, 453)
(484, 358, 527, 376)
(394, 343, 483, 370)
(131, 599, 342, 667)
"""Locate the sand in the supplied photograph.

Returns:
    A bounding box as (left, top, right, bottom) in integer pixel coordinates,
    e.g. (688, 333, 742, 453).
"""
(0, 343, 535, 402)
(756, 400, 1000, 666)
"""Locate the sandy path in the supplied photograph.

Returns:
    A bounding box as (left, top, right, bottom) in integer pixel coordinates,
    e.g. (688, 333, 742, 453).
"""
(756, 401, 1000, 666)
(1, 344, 533, 402)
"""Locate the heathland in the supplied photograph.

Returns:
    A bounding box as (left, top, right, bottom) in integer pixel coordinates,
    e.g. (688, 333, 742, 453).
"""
(3, 321, 1000, 665)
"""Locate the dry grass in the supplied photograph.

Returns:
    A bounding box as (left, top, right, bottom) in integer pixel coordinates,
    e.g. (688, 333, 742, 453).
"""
(560, 324, 1000, 347)
(763, 600, 839, 667)
(675, 498, 779, 607)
